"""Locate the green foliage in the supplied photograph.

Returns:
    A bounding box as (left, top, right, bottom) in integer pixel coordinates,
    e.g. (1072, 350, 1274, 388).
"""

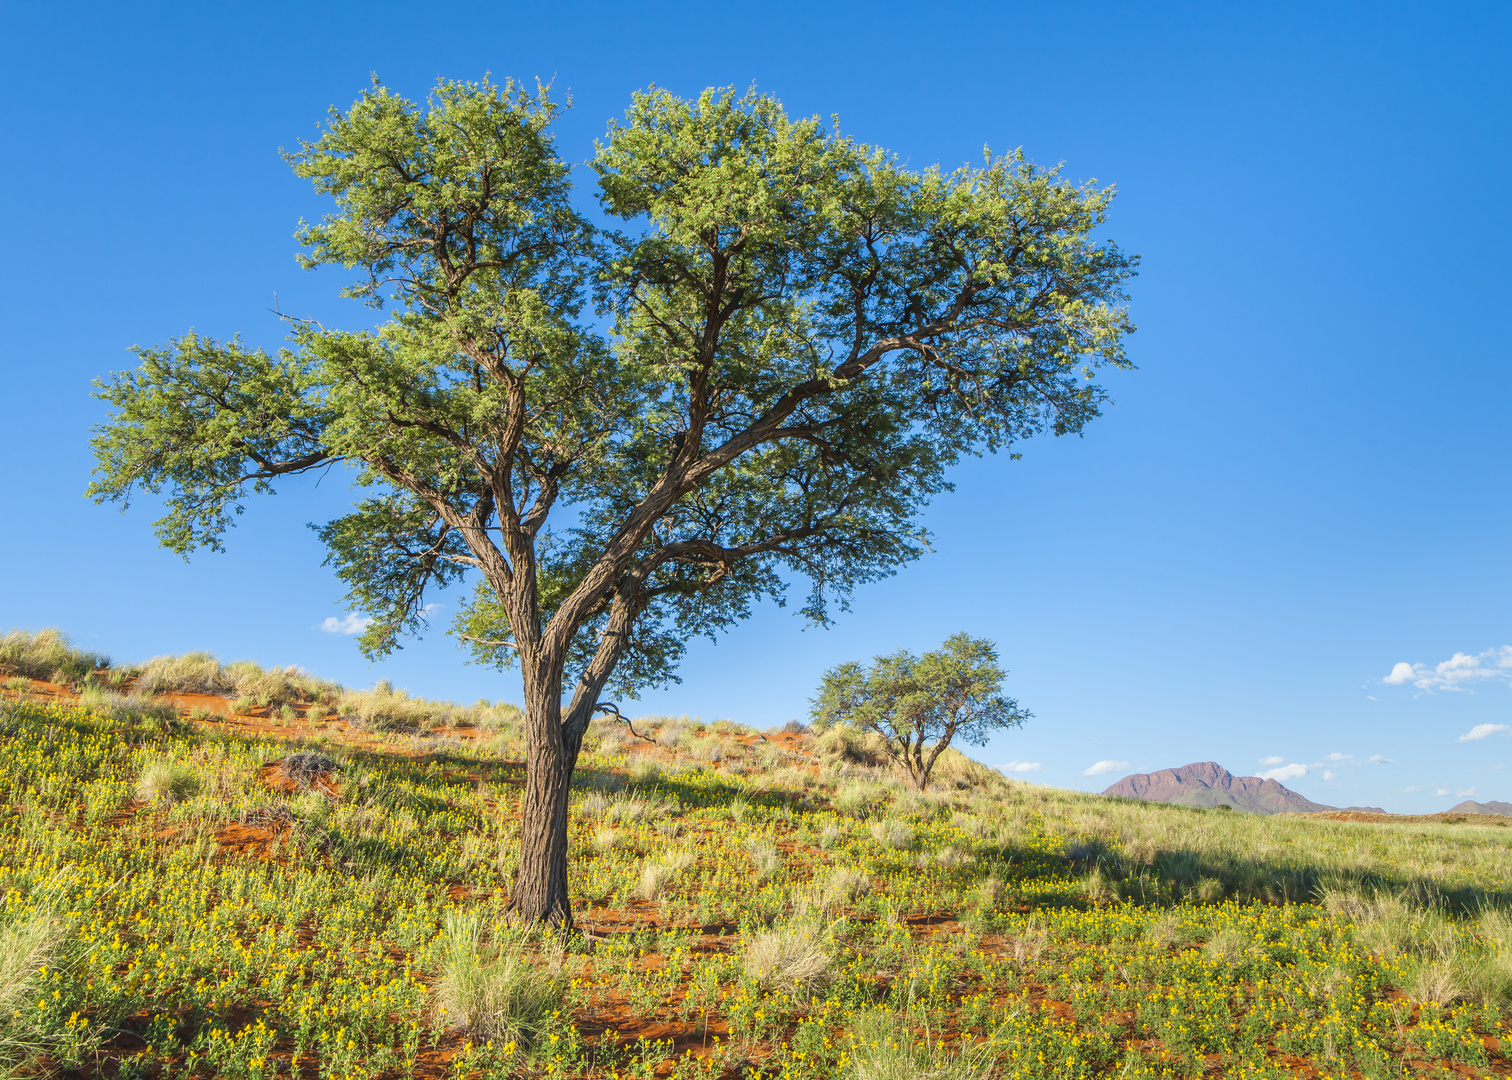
(87, 333, 331, 556)
(87, 77, 1135, 705)
(812, 633, 1029, 789)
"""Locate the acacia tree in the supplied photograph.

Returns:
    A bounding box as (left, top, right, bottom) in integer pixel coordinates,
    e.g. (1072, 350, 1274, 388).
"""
(87, 78, 1136, 927)
(809, 633, 1028, 790)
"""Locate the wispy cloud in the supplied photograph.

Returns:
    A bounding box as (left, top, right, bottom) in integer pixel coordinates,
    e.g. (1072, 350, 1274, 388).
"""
(1459, 723, 1512, 742)
(1402, 785, 1422, 793)
(1322, 770, 1337, 781)
(319, 613, 373, 635)
(1083, 760, 1130, 777)
(1259, 755, 1285, 766)
(1384, 646, 1512, 692)
(1436, 787, 1451, 796)
(1260, 763, 1308, 782)
(1005, 761, 1044, 773)
(1367, 754, 1392, 765)
(1322, 752, 1352, 763)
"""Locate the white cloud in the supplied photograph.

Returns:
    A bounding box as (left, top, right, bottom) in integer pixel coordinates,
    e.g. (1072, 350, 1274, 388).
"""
(1384, 662, 1416, 686)
(1322, 752, 1352, 762)
(1005, 760, 1044, 773)
(1259, 755, 1285, 766)
(1322, 770, 1337, 781)
(1459, 787, 1480, 798)
(1083, 760, 1130, 777)
(1436, 787, 1451, 796)
(1367, 754, 1392, 765)
(1402, 785, 1423, 793)
(420, 603, 443, 618)
(319, 613, 373, 635)
(1384, 646, 1512, 692)
(1260, 763, 1308, 782)
(1459, 723, 1512, 742)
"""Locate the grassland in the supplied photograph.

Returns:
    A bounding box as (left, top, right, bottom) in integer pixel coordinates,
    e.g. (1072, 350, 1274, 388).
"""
(3, 637, 1512, 1077)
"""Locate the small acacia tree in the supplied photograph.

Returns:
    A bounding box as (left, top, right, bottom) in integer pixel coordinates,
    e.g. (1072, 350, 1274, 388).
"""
(810, 633, 1028, 790)
(87, 78, 1135, 927)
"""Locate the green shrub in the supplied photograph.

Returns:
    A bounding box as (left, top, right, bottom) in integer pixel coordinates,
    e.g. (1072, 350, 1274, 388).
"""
(228, 661, 340, 708)
(79, 688, 181, 728)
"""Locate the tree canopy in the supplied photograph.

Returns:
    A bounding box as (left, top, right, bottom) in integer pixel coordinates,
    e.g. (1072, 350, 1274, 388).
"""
(87, 77, 1135, 924)
(810, 632, 1029, 790)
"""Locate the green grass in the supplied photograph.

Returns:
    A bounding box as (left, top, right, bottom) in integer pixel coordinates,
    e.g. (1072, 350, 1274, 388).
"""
(4, 688, 1512, 1078)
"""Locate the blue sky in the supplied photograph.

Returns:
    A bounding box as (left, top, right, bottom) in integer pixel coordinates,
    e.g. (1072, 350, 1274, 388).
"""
(1, 2, 1508, 813)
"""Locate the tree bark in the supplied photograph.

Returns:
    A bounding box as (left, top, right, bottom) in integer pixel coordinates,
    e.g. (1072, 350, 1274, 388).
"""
(509, 656, 581, 929)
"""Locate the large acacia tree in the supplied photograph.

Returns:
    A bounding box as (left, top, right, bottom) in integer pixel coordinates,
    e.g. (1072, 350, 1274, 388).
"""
(88, 78, 1136, 927)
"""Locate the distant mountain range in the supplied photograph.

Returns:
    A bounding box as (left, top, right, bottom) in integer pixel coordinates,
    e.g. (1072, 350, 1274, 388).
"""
(1449, 800, 1512, 816)
(1101, 761, 1384, 815)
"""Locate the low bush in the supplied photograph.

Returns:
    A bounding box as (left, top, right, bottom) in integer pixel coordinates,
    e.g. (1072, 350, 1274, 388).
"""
(79, 687, 180, 727)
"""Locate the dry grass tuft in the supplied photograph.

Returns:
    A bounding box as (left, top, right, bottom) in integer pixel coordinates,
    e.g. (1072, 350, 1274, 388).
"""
(0, 629, 108, 685)
(845, 1009, 995, 1080)
(340, 682, 520, 733)
(435, 912, 565, 1051)
(135, 759, 200, 804)
(742, 924, 831, 998)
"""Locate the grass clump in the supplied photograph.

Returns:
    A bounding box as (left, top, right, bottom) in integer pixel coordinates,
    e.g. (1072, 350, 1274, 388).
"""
(340, 681, 522, 733)
(742, 923, 831, 998)
(845, 1009, 994, 1080)
(0, 909, 71, 1071)
(134, 651, 230, 696)
(135, 759, 200, 804)
(833, 780, 890, 819)
(0, 628, 108, 685)
(435, 912, 565, 1052)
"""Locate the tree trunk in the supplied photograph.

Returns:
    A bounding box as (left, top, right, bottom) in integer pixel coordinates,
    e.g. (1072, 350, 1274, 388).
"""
(509, 658, 582, 929)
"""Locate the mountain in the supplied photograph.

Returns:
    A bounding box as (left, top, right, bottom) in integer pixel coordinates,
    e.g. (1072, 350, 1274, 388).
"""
(1450, 800, 1512, 816)
(1101, 761, 1337, 815)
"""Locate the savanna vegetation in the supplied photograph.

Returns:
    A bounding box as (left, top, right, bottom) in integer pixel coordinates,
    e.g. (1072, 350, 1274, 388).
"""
(4, 629, 1512, 1079)
(87, 77, 1137, 926)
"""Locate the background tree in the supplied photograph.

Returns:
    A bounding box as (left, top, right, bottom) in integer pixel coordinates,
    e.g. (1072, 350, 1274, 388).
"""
(87, 78, 1136, 928)
(810, 633, 1029, 790)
